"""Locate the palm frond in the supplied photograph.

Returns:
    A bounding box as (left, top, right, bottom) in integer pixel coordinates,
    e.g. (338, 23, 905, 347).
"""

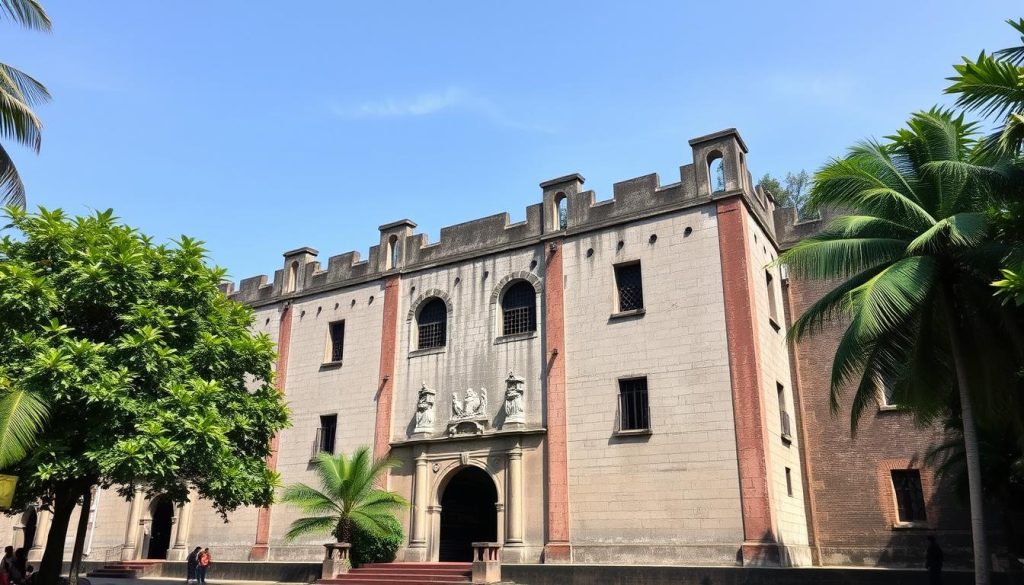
(0, 387, 49, 469)
(0, 0, 50, 31)
(947, 52, 1024, 121)
(777, 237, 905, 281)
(0, 143, 26, 208)
(279, 483, 341, 515)
(283, 515, 336, 541)
(907, 212, 988, 254)
(786, 263, 888, 342)
(0, 64, 50, 107)
(995, 18, 1024, 65)
(0, 88, 42, 151)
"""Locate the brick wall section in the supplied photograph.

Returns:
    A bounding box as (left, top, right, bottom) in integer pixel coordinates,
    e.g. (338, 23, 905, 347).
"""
(374, 275, 401, 464)
(716, 197, 778, 564)
(543, 239, 571, 562)
(783, 274, 973, 567)
(251, 303, 293, 560)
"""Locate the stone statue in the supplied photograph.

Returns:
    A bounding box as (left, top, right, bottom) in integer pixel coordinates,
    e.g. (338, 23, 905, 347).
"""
(414, 382, 436, 433)
(451, 391, 465, 419)
(464, 389, 482, 416)
(503, 372, 525, 425)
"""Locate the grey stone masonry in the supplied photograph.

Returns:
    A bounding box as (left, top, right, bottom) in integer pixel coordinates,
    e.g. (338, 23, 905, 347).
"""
(222, 128, 778, 307)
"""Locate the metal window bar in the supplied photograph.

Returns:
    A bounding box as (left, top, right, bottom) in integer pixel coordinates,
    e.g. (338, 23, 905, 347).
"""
(892, 470, 926, 523)
(615, 264, 644, 312)
(330, 322, 345, 362)
(618, 379, 649, 431)
(780, 410, 792, 439)
(418, 300, 447, 349)
(501, 282, 536, 336)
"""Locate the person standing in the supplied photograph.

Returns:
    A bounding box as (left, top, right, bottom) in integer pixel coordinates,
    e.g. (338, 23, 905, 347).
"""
(197, 548, 211, 585)
(925, 535, 944, 585)
(185, 547, 201, 585)
(1, 547, 14, 585)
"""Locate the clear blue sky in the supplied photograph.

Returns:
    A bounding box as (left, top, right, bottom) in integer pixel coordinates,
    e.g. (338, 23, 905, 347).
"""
(5, 1, 1020, 282)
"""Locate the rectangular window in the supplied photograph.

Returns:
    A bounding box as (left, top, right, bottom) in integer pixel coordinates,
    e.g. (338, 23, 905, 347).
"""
(327, 321, 345, 363)
(785, 467, 794, 497)
(317, 414, 337, 455)
(615, 262, 644, 312)
(778, 383, 792, 442)
(766, 270, 780, 329)
(879, 374, 897, 407)
(618, 377, 650, 432)
(891, 469, 927, 523)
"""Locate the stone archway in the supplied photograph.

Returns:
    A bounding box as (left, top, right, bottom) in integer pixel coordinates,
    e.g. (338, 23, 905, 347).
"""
(146, 498, 175, 559)
(438, 466, 498, 561)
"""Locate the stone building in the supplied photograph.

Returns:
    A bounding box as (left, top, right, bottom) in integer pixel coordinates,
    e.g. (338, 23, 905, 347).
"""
(0, 129, 980, 569)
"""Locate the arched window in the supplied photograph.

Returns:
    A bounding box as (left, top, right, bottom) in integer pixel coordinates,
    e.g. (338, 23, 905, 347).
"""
(501, 281, 536, 336)
(555, 192, 568, 230)
(417, 298, 447, 349)
(285, 261, 298, 293)
(386, 234, 399, 270)
(708, 153, 726, 193)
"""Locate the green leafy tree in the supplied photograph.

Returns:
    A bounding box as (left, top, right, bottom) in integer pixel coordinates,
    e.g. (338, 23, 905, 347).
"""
(0, 0, 52, 207)
(0, 207, 289, 585)
(758, 170, 813, 217)
(350, 515, 403, 567)
(281, 448, 407, 547)
(779, 110, 1024, 585)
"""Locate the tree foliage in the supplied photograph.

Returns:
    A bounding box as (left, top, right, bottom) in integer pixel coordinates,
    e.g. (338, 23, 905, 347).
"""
(281, 447, 407, 545)
(350, 515, 403, 567)
(0, 0, 50, 207)
(0, 207, 289, 584)
(758, 170, 813, 218)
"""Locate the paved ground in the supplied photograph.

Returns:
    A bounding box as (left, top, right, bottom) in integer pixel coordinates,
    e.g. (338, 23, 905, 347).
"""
(85, 578, 305, 585)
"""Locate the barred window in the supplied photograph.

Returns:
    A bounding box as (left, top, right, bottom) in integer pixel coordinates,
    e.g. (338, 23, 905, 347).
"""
(417, 298, 447, 349)
(317, 414, 337, 455)
(615, 262, 644, 312)
(501, 281, 537, 336)
(618, 377, 650, 431)
(328, 321, 345, 363)
(891, 469, 926, 523)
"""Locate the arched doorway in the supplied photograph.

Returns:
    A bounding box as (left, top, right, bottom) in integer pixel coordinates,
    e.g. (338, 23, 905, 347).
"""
(20, 507, 37, 551)
(439, 466, 497, 562)
(147, 499, 174, 559)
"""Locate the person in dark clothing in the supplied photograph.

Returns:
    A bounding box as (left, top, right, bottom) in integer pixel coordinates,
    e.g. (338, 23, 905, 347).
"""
(13, 549, 26, 583)
(926, 535, 944, 585)
(186, 547, 202, 585)
(197, 548, 211, 585)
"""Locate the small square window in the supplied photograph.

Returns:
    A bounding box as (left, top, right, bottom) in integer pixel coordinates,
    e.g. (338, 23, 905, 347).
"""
(327, 321, 345, 363)
(618, 377, 650, 432)
(615, 263, 644, 312)
(891, 469, 926, 523)
(316, 414, 337, 456)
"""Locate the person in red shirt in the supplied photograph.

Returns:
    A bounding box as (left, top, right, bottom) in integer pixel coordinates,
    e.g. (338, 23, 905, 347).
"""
(197, 548, 211, 585)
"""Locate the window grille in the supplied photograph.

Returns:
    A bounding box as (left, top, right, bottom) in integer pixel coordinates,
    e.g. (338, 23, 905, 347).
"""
(615, 263, 644, 312)
(417, 298, 447, 349)
(328, 321, 345, 362)
(314, 415, 337, 457)
(891, 470, 927, 523)
(618, 378, 650, 431)
(502, 281, 536, 336)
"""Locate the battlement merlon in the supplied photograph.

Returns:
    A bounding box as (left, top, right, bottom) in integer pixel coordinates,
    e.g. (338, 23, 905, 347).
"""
(226, 129, 780, 305)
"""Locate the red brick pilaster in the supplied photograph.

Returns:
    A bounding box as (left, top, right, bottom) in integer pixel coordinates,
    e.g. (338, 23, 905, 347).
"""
(542, 241, 571, 563)
(373, 275, 401, 465)
(716, 197, 779, 565)
(250, 303, 294, 561)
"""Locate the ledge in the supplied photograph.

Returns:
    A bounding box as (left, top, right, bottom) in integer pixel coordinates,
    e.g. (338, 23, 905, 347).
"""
(878, 404, 905, 413)
(390, 426, 547, 447)
(892, 521, 929, 530)
(319, 360, 343, 370)
(613, 428, 652, 437)
(609, 308, 646, 320)
(781, 433, 793, 445)
(408, 346, 446, 358)
(494, 331, 538, 345)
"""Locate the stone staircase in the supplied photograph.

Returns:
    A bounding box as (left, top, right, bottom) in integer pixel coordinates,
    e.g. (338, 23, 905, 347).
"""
(86, 560, 164, 579)
(317, 562, 472, 585)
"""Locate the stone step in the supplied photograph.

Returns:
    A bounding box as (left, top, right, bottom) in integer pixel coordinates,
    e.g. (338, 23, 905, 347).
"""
(352, 567, 472, 575)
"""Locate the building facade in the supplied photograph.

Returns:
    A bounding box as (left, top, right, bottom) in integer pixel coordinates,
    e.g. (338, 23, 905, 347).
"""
(1, 129, 979, 568)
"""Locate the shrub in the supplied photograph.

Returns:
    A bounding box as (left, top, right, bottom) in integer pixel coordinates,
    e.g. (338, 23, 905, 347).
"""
(350, 516, 404, 567)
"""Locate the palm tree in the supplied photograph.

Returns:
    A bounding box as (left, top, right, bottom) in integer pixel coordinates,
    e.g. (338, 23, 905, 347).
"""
(0, 0, 51, 208)
(779, 109, 1023, 585)
(281, 447, 408, 545)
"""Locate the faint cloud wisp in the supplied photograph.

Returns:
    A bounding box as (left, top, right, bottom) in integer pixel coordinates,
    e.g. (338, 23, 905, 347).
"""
(329, 86, 553, 133)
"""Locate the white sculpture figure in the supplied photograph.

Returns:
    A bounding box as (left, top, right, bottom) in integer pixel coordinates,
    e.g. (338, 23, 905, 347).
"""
(414, 382, 436, 433)
(451, 391, 465, 419)
(464, 388, 482, 416)
(504, 372, 525, 425)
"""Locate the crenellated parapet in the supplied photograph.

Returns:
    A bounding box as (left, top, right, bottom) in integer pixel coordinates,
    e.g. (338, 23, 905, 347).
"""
(223, 128, 778, 305)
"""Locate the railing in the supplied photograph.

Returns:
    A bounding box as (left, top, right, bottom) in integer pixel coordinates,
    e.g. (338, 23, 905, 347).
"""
(471, 542, 501, 584)
(617, 385, 650, 432)
(322, 542, 351, 578)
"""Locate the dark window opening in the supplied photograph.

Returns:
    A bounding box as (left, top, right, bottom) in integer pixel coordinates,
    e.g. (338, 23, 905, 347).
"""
(418, 298, 448, 349)
(778, 383, 792, 442)
(387, 234, 399, 270)
(615, 263, 644, 312)
(766, 270, 779, 326)
(618, 377, 650, 431)
(328, 321, 345, 362)
(556, 193, 568, 230)
(501, 281, 537, 336)
(317, 414, 337, 455)
(891, 469, 927, 523)
(880, 374, 898, 406)
(709, 156, 726, 193)
(785, 467, 794, 497)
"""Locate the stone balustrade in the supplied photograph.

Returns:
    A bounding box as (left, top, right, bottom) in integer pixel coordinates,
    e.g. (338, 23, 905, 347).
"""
(471, 542, 501, 584)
